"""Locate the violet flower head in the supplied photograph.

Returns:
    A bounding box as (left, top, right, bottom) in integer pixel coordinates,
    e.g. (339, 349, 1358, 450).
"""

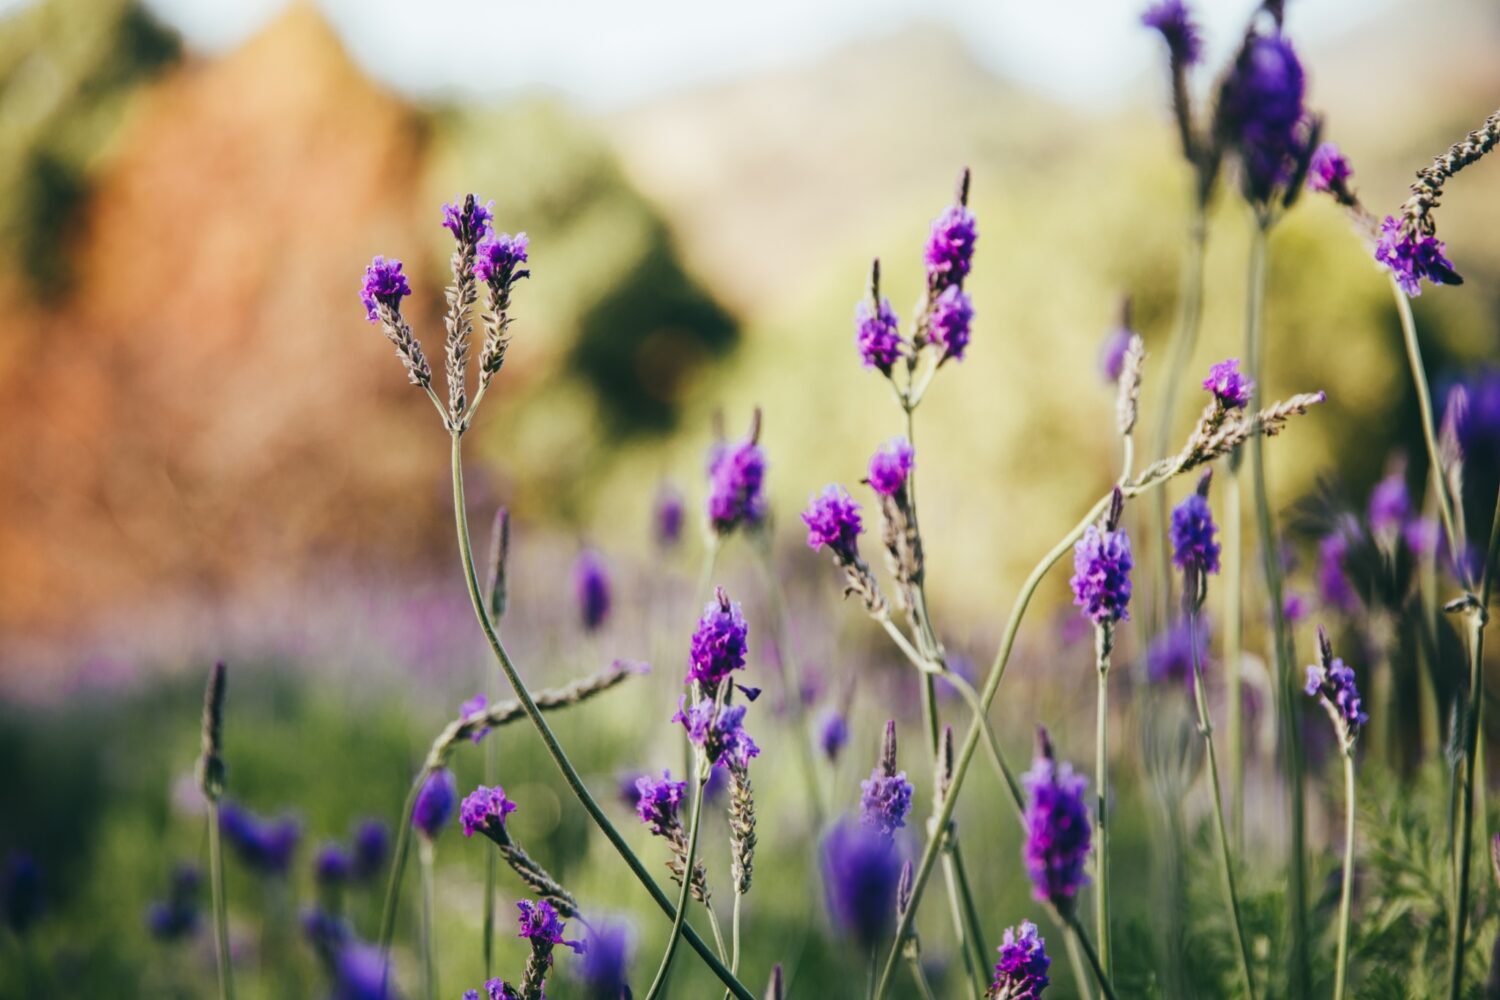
(688, 587, 749, 689)
(674, 698, 760, 769)
(1375, 215, 1462, 297)
(991, 920, 1051, 1000)
(859, 766, 914, 838)
(1141, 0, 1202, 66)
(1022, 732, 1092, 912)
(575, 915, 635, 999)
(411, 768, 458, 840)
(351, 819, 390, 881)
(441, 194, 494, 243)
(1369, 472, 1411, 535)
(924, 204, 979, 290)
(1098, 325, 1134, 383)
(1317, 528, 1359, 613)
(572, 548, 612, 633)
(463, 981, 520, 1000)
(460, 692, 491, 745)
(867, 437, 914, 498)
(461, 784, 519, 839)
(220, 802, 301, 875)
(855, 297, 905, 374)
(518, 898, 584, 954)
(1283, 591, 1310, 624)
(928, 284, 974, 363)
(816, 709, 850, 762)
(706, 435, 767, 534)
(315, 842, 352, 887)
(2, 854, 42, 935)
(475, 231, 530, 286)
(1305, 656, 1368, 746)
(331, 941, 398, 1000)
(1170, 491, 1221, 577)
(360, 256, 411, 323)
(820, 817, 903, 951)
(1307, 142, 1352, 193)
(1404, 518, 1441, 560)
(145, 864, 201, 942)
(1203, 358, 1254, 409)
(634, 771, 687, 838)
(1219, 31, 1307, 200)
(654, 484, 684, 549)
(1146, 617, 1210, 689)
(1070, 524, 1134, 625)
(802, 485, 864, 563)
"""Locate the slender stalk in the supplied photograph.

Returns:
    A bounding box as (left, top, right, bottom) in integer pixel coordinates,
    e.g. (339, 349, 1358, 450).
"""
(418, 837, 438, 1000)
(645, 772, 707, 1000)
(1333, 750, 1356, 1000)
(449, 434, 754, 1000)
(1223, 458, 1245, 852)
(1063, 931, 1095, 1000)
(1244, 217, 1307, 993)
(379, 771, 426, 965)
(731, 891, 743, 976)
(939, 847, 986, 999)
(205, 800, 235, 1000)
(1067, 911, 1122, 1000)
(705, 902, 729, 961)
(907, 951, 939, 1000)
(948, 843, 992, 993)
(1188, 611, 1256, 998)
(1094, 627, 1113, 977)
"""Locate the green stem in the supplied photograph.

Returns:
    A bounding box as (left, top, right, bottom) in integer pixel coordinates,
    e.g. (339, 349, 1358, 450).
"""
(418, 837, 438, 1000)
(1094, 627, 1112, 977)
(731, 890, 743, 976)
(1334, 750, 1356, 1000)
(907, 950, 939, 1000)
(205, 800, 235, 1000)
(1063, 930, 1095, 1000)
(1245, 217, 1307, 993)
(644, 772, 707, 1000)
(948, 842, 992, 992)
(1067, 911, 1122, 1000)
(1224, 458, 1245, 853)
(1189, 610, 1256, 998)
(449, 434, 754, 1000)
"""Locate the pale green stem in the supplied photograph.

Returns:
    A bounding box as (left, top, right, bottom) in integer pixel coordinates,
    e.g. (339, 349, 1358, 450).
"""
(1094, 626, 1113, 977)
(731, 891, 743, 976)
(907, 951, 939, 1000)
(418, 837, 438, 1000)
(706, 903, 728, 962)
(1063, 930, 1095, 1000)
(644, 771, 707, 1000)
(1067, 911, 1122, 1000)
(449, 433, 754, 1000)
(205, 800, 235, 1000)
(379, 770, 426, 969)
(1334, 749, 1356, 1000)
(1224, 458, 1245, 852)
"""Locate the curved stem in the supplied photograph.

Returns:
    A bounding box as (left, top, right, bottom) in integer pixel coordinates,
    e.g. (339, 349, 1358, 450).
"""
(644, 773, 707, 1000)
(1334, 751, 1356, 1000)
(907, 951, 939, 1000)
(1063, 929, 1095, 1000)
(1223, 458, 1245, 852)
(1094, 629, 1112, 977)
(379, 771, 426, 966)
(205, 800, 235, 1000)
(706, 905, 728, 963)
(1067, 911, 1121, 1000)
(418, 837, 438, 1000)
(450, 434, 754, 1000)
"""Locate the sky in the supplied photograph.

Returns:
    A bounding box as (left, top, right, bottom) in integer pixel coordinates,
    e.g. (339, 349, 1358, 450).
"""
(6, 0, 1402, 109)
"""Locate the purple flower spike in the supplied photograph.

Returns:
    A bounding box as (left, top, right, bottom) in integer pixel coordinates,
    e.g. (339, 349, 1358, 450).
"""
(674, 698, 760, 769)
(1375, 216, 1462, 297)
(867, 437, 914, 497)
(145, 864, 201, 942)
(1170, 490, 1221, 577)
(1307, 142, 1352, 193)
(475, 231, 530, 286)
(820, 818, 903, 951)
(1306, 654, 1368, 746)
(855, 298, 905, 374)
(859, 767, 914, 838)
(441, 195, 494, 243)
(576, 915, 635, 998)
(992, 920, 1051, 1000)
(1070, 524, 1134, 625)
(817, 709, 849, 762)
(467, 980, 521, 1000)
(924, 204, 978, 290)
(634, 772, 686, 837)
(1369, 473, 1411, 535)
(315, 842, 352, 887)
(460, 693, 491, 745)
(1023, 730, 1091, 912)
(706, 433, 768, 534)
(802, 485, 864, 563)
(573, 549, 612, 633)
(1203, 358, 1254, 409)
(688, 587, 749, 689)
(654, 484, 684, 548)
(1219, 32, 1307, 200)
(332, 941, 397, 1000)
(1141, 0, 1202, 66)
(1317, 527, 1359, 613)
(461, 785, 519, 839)
(219, 803, 301, 875)
(411, 768, 457, 840)
(518, 898, 584, 954)
(360, 256, 411, 323)
(928, 284, 973, 363)
(351, 819, 390, 882)
(1146, 616, 1210, 690)
(1098, 325, 1134, 383)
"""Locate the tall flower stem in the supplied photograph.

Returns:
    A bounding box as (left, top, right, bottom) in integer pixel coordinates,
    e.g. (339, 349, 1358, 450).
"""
(205, 800, 235, 1000)
(418, 837, 438, 1000)
(1066, 910, 1122, 1000)
(1223, 457, 1246, 851)
(1062, 929, 1095, 1000)
(1188, 610, 1256, 998)
(644, 772, 708, 1000)
(752, 542, 825, 826)
(1093, 626, 1113, 977)
(1446, 486, 1500, 1000)
(1333, 748, 1356, 1000)
(449, 433, 754, 1000)
(1245, 217, 1307, 992)
(906, 951, 939, 1000)
(379, 770, 427, 965)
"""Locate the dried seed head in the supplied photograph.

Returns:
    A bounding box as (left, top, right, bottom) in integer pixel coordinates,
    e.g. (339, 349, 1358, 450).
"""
(1115, 333, 1146, 437)
(1399, 107, 1500, 240)
(486, 507, 510, 623)
(1035, 725, 1054, 763)
(880, 719, 899, 777)
(955, 166, 971, 207)
(936, 725, 956, 803)
(729, 763, 757, 895)
(897, 859, 915, 918)
(196, 661, 227, 801)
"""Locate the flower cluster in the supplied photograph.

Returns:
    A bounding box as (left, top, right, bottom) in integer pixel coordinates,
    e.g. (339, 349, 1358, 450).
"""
(1146, 616, 1210, 690)
(634, 771, 687, 838)
(576, 916, 635, 999)
(706, 432, 768, 534)
(1218, 30, 1309, 202)
(219, 802, 301, 875)
(817, 709, 849, 762)
(855, 297, 904, 374)
(1375, 215, 1461, 297)
(463, 981, 520, 1000)
(573, 549, 612, 633)
(351, 819, 390, 881)
(460, 692, 492, 745)
(654, 484, 684, 548)
(867, 437, 914, 497)
(1140, 0, 1202, 66)
(460, 784, 519, 839)
(859, 721, 914, 837)
(1306, 636, 1368, 749)
(990, 920, 1051, 1000)
(1170, 475, 1221, 578)
(1368, 471, 1411, 536)
(314, 842, 352, 888)
(145, 864, 201, 942)
(820, 818, 903, 951)
(1306, 142, 1352, 195)
(1070, 523, 1134, 625)
(1203, 358, 1253, 409)
(475, 231, 530, 287)
(802, 485, 864, 564)
(1098, 324, 1135, 383)
(925, 204, 979, 290)
(442, 194, 494, 244)
(928, 284, 974, 363)
(688, 587, 749, 689)
(411, 768, 457, 839)
(359, 256, 411, 324)
(1022, 731, 1092, 912)
(674, 699, 760, 769)
(518, 898, 584, 955)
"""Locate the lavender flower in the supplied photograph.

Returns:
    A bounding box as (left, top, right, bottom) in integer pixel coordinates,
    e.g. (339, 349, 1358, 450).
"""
(1375, 215, 1462, 297)
(991, 920, 1051, 1000)
(816, 709, 849, 762)
(1170, 482, 1221, 577)
(518, 898, 584, 954)
(654, 484, 684, 548)
(867, 437, 914, 497)
(1369, 472, 1411, 535)
(802, 485, 864, 563)
(928, 284, 973, 363)
(1146, 617, 1210, 689)
(461, 784, 519, 839)
(460, 692, 492, 745)
(859, 720, 913, 837)
(442, 195, 494, 243)
(475, 231, 530, 286)
(331, 941, 399, 1000)
(1022, 731, 1092, 912)
(1070, 524, 1134, 625)
(573, 549, 612, 633)
(411, 768, 457, 840)
(634, 771, 687, 838)
(706, 434, 767, 534)
(925, 204, 979, 290)
(574, 915, 635, 999)
(359, 256, 411, 323)
(220, 802, 301, 875)
(145, 865, 201, 942)
(1141, 0, 1202, 66)
(1317, 528, 1359, 613)
(1307, 142, 1352, 193)
(855, 297, 905, 374)
(820, 817, 903, 950)
(1306, 631, 1367, 749)
(463, 981, 520, 1000)
(688, 587, 749, 689)
(674, 698, 761, 769)
(1218, 31, 1307, 201)
(351, 819, 390, 881)
(1283, 591, 1310, 624)
(1203, 358, 1254, 409)
(1404, 518, 1441, 560)
(1098, 324, 1134, 383)
(314, 842, 352, 887)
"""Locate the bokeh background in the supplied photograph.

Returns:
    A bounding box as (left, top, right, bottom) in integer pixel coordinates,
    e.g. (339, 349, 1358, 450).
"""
(1, 0, 1498, 996)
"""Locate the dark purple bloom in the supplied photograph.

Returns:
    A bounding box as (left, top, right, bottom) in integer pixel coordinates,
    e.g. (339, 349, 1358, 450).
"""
(674, 698, 760, 769)
(315, 842, 352, 887)
(574, 915, 635, 999)
(859, 767, 914, 838)
(1219, 32, 1307, 199)
(654, 484, 684, 548)
(1, 854, 42, 935)
(1369, 473, 1411, 535)
(351, 819, 390, 881)
(634, 771, 687, 838)
(302, 906, 351, 953)
(688, 587, 749, 689)
(441, 195, 494, 243)
(1022, 738, 1092, 911)
(331, 941, 398, 1000)
(855, 297, 905, 374)
(220, 802, 302, 875)
(1146, 617, 1210, 689)
(411, 768, 458, 840)
(1404, 518, 1441, 560)
(1070, 524, 1134, 625)
(145, 865, 201, 942)
(802, 486, 864, 563)
(1203, 358, 1253, 409)
(991, 920, 1051, 1000)
(706, 436, 767, 534)
(1098, 325, 1134, 383)
(1375, 216, 1461, 297)
(1283, 591, 1310, 624)
(1447, 371, 1500, 463)
(573, 549, 612, 632)
(466, 981, 521, 1000)
(475, 231, 530, 286)
(1306, 657, 1368, 743)
(461, 784, 519, 839)
(928, 284, 973, 363)
(1307, 142, 1352, 193)
(360, 256, 412, 323)
(816, 709, 849, 762)
(924, 204, 978, 290)
(518, 899, 584, 954)
(820, 817, 903, 951)
(1141, 0, 1202, 66)
(1317, 529, 1359, 613)
(867, 437, 914, 497)
(1170, 492, 1221, 576)
(460, 693, 492, 745)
